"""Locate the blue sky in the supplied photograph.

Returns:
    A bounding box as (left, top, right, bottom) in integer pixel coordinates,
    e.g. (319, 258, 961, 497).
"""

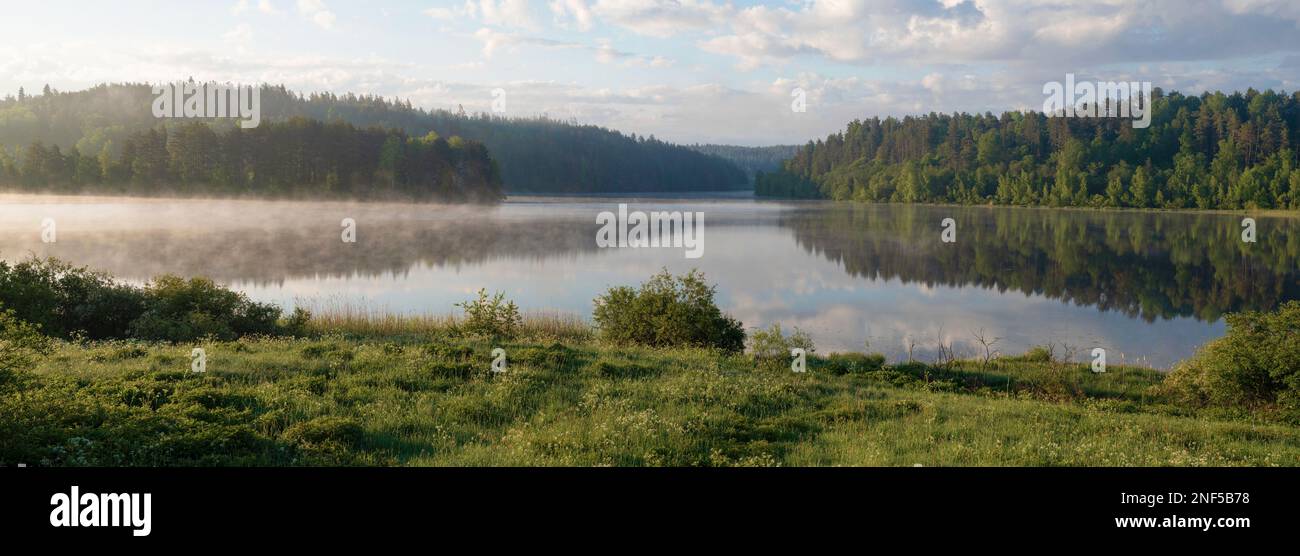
(3, 0, 1300, 145)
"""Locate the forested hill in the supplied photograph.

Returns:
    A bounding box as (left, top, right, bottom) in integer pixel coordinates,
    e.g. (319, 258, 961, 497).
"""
(0, 117, 503, 202)
(756, 88, 1300, 210)
(687, 143, 798, 182)
(0, 83, 747, 194)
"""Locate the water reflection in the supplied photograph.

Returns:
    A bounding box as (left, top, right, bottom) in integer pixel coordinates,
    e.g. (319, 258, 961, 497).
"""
(781, 204, 1300, 323)
(3, 194, 1296, 368)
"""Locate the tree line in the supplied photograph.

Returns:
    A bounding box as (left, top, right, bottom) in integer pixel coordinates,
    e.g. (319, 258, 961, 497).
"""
(757, 88, 1300, 210)
(0, 117, 503, 201)
(0, 82, 746, 195)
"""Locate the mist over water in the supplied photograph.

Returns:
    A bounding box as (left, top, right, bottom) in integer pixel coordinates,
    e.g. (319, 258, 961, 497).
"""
(5, 192, 1298, 368)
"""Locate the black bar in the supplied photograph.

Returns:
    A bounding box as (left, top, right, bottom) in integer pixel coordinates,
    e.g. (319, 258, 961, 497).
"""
(3, 467, 1285, 544)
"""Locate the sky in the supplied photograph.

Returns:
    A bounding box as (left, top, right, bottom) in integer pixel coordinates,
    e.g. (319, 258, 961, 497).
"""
(2, 0, 1300, 146)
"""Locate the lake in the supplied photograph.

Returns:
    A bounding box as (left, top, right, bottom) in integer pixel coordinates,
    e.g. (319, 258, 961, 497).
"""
(4, 192, 1297, 368)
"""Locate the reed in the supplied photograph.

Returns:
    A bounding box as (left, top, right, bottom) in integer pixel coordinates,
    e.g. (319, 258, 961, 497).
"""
(295, 297, 594, 342)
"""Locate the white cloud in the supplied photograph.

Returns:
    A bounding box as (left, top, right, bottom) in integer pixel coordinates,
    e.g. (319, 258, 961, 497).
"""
(549, 0, 594, 30)
(593, 38, 675, 67)
(920, 72, 944, 93)
(700, 0, 1000, 67)
(644, 56, 672, 68)
(1222, 0, 1300, 24)
(589, 0, 728, 37)
(473, 28, 584, 58)
(472, 29, 672, 68)
(258, 0, 283, 15)
(693, 0, 1300, 71)
(425, 6, 462, 20)
(466, 0, 539, 29)
(235, 0, 283, 16)
(296, 0, 336, 30)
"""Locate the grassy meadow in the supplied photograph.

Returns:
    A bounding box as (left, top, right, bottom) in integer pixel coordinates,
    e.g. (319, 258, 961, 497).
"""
(5, 311, 1299, 467)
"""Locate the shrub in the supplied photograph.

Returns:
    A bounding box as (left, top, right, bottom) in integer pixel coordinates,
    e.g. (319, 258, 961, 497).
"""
(128, 275, 283, 341)
(0, 256, 146, 340)
(592, 269, 745, 352)
(279, 307, 312, 337)
(0, 307, 52, 391)
(0, 257, 296, 342)
(1163, 301, 1300, 414)
(455, 288, 522, 339)
(748, 323, 815, 364)
(1006, 345, 1053, 363)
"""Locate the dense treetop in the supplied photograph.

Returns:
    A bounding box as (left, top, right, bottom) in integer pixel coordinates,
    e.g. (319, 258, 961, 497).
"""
(757, 88, 1300, 210)
(0, 116, 503, 202)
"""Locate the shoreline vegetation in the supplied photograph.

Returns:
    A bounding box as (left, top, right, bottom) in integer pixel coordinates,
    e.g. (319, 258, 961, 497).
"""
(2, 257, 1298, 466)
(0, 118, 505, 203)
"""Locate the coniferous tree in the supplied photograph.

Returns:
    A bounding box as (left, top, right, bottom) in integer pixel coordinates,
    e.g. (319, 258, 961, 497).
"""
(757, 88, 1300, 210)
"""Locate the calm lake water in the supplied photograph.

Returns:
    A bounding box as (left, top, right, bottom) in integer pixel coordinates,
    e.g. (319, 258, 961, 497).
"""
(4, 193, 1298, 368)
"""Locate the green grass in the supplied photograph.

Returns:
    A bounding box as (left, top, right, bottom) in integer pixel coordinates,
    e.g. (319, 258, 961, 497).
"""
(296, 298, 594, 343)
(5, 316, 1299, 467)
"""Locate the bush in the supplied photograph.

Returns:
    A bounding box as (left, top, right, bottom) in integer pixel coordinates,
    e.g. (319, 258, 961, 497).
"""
(1005, 345, 1053, 363)
(1163, 301, 1300, 414)
(455, 289, 522, 339)
(0, 256, 145, 340)
(592, 269, 745, 352)
(128, 275, 284, 342)
(0, 307, 52, 392)
(0, 257, 297, 342)
(748, 323, 815, 364)
(279, 307, 312, 337)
